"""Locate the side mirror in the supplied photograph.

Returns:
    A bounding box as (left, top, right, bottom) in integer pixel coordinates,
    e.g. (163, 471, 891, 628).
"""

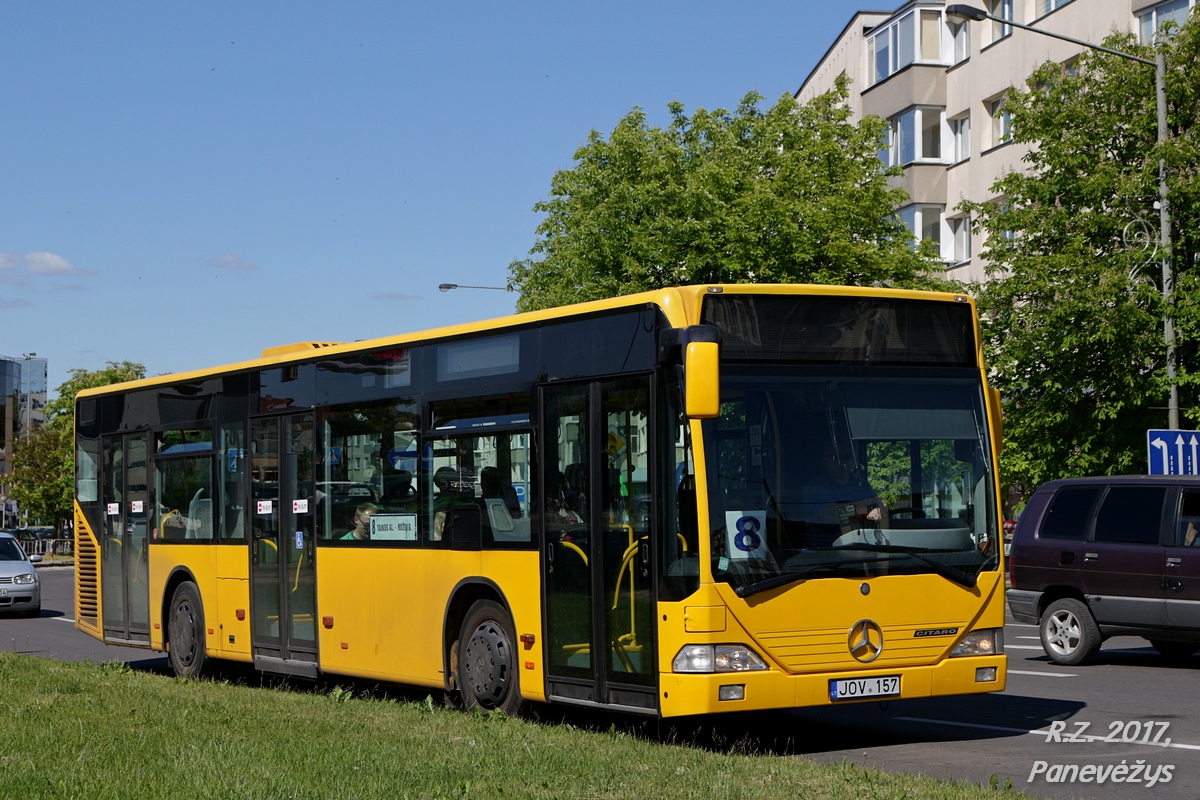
(684, 326, 721, 419)
(29, 554, 43, 563)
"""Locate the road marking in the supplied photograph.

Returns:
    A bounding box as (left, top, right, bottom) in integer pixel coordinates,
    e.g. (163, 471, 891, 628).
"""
(1008, 669, 1076, 678)
(52, 617, 76, 623)
(897, 717, 1200, 751)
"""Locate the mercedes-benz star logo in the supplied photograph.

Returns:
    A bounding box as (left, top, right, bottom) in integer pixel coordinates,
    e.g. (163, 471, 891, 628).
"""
(848, 619, 884, 663)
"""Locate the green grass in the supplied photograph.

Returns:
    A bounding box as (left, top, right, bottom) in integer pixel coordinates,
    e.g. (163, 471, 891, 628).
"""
(0, 653, 1019, 799)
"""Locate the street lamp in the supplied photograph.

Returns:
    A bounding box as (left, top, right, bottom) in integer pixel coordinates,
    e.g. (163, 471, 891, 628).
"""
(945, 4, 1178, 428)
(438, 283, 510, 292)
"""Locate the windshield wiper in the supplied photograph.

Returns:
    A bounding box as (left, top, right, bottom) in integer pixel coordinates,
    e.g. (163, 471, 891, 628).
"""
(830, 544, 978, 589)
(734, 557, 885, 598)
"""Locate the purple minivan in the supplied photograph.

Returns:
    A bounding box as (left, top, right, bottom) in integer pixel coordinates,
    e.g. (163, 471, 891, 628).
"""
(1007, 475, 1200, 665)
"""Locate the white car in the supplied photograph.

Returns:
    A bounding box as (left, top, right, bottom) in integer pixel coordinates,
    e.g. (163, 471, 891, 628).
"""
(0, 532, 41, 617)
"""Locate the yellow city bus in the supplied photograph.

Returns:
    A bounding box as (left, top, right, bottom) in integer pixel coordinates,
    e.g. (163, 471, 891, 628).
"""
(73, 284, 1006, 717)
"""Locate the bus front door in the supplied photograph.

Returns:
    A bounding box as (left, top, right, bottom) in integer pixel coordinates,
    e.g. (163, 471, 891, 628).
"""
(249, 414, 319, 677)
(100, 432, 151, 644)
(542, 378, 657, 712)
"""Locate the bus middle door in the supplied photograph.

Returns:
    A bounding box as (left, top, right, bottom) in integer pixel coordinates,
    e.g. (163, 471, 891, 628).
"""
(541, 378, 657, 712)
(249, 413, 319, 677)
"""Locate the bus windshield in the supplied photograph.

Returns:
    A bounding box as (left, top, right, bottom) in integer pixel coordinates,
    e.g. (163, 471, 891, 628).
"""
(703, 367, 998, 595)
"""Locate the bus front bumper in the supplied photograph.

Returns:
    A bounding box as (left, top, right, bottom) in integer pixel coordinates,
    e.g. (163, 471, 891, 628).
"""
(658, 654, 1007, 718)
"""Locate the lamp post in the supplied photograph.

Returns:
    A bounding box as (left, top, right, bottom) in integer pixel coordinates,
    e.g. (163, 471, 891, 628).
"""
(945, 4, 1177, 428)
(438, 283, 510, 292)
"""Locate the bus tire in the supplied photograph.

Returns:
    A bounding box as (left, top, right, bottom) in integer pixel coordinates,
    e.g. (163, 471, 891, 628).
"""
(167, 582, 208, 679)
(1040, 597, 1101, 666)
(457, 600, 526, 716)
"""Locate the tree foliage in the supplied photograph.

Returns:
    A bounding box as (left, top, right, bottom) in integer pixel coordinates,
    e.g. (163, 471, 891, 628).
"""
(510, 76, 947, 311)
(8, 361, 145, 532)
(964, 19, 1200, 501)
(8, 424, 73, 532)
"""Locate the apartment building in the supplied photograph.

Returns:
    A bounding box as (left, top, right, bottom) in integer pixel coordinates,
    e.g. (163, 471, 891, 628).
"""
(797, 0, 1193, 282)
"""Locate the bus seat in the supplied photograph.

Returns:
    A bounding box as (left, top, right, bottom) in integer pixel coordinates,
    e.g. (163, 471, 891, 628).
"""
(186, 489, 213, 540)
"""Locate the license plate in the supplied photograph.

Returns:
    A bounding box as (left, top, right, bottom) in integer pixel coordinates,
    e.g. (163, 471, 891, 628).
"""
(829, 675, 900, 700)
(0, 588, 7, 596)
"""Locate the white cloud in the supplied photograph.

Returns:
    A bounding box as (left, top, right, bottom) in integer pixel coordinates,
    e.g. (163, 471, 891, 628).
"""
(371, 292, 421, 301)
(26, 251, 85, 275)
(209, 253, 258, 271)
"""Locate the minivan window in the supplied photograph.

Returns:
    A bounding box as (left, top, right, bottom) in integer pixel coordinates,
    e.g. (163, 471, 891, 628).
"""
(1040, 486, 1101, 540)
(1093, 486, 1166, 545)
(1176, 489, 1200, 547)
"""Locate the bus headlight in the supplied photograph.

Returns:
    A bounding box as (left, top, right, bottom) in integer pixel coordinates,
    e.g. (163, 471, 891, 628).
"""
(672, 644, 768, 673)
(951, 628, 1004, 657)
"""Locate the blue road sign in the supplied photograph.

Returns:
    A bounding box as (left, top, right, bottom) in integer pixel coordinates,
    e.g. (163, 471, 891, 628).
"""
(1147, 429, 1200, 475)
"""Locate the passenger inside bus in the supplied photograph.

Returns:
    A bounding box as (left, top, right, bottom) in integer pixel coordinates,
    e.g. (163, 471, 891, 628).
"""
(341, 503, 379, 542)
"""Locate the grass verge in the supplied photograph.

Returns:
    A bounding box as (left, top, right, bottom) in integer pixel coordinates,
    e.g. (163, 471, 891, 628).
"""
(0, 653, 1019, 799)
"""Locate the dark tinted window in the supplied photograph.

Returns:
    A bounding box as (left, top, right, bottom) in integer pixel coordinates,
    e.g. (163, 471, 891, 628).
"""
(1094, 486, 1166, 545)
(1177, 490, 1200, 547)
(701, 294, 975, 367)
(1040, 486, 1101, 540)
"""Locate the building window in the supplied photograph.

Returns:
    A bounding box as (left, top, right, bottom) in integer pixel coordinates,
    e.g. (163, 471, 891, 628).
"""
(1138, 0, 1194, 43)
(868, 9, 949, 85)
(986, 96, 1012, 149)
(949, 217, 972, 263)
(1035, 0, 1072, 20)
(950, 114, 971, 163)
(920, 10, 941, 61)
(986, 0, 1013, 43)
(948, 19, 969, 64)
(883, 107, 945, 166)
(899, 205, 944, 251)
(921, 110, 941, 160)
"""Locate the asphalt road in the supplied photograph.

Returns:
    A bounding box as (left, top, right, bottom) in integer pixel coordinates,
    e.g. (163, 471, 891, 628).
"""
(8, 566, 1200, 799)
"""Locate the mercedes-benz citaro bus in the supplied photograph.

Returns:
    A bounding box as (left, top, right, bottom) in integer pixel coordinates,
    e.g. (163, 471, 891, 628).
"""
(73, 284, 1006, 717)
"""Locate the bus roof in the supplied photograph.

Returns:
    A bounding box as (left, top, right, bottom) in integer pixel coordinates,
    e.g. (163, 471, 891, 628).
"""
(77, 283, 974, 399)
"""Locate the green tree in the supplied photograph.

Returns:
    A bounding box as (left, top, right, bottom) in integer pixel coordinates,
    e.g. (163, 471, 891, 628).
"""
(964, 20, 1200, 501)
(8, 361, 145, 533)
(9, 424, 73, 532)
(509, 76, 947, 311)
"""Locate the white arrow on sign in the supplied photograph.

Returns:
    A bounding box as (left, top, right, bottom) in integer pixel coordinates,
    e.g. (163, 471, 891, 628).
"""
(1192, 435, 1199, 476)
(1152, 437, 1170, 473)
(1177, 434, 1187, 476)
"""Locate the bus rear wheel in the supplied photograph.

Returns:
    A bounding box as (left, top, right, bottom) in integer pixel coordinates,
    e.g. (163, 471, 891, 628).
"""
(167, 582, 208, 679)
(457, 600, 526, 716)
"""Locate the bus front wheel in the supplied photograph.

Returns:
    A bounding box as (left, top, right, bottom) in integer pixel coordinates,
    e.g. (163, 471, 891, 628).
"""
(457, 600, 526, 716)
(167, 582, 208, 679)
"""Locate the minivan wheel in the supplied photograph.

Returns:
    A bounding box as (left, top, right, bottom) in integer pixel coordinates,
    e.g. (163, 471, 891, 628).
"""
(1149, 639, 1200, 660)
(1040, 598, 1102, 666)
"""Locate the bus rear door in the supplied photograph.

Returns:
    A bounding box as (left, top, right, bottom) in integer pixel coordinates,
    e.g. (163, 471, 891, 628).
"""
(100, 432, 151, 644)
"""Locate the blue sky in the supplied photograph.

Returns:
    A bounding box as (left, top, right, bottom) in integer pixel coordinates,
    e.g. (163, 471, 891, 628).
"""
(2, 1, 856, 393)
